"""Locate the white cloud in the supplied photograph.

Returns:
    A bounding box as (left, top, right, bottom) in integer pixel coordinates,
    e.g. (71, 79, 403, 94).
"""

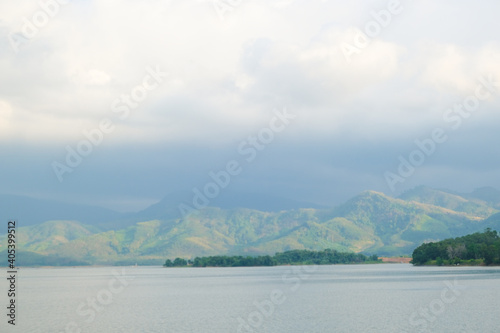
(71, 69, 111, 86)
(1, 0, 500, 209)
(0, 0, 499, 146)
(0, 100, 12, 134)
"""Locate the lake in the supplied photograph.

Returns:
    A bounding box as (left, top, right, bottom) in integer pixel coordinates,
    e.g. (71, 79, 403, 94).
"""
(2, 264, 500, 332)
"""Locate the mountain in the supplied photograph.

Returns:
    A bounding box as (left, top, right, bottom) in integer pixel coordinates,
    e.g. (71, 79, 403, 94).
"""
(483, 212, 500, 229)
(464, 187, 500, 208)
(15, 220, 99, 252)
(7, 209, 324, 265)
(398, 186, 498, 218)
(0, 194, 125, 228)
(133, 190, 327, 221)
(4, 188, 500, 265)
(330, 190, 489, 254)
(0, 250, 89, 266)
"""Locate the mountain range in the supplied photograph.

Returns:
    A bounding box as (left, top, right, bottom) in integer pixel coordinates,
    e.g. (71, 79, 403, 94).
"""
(1, 186, 500, 266)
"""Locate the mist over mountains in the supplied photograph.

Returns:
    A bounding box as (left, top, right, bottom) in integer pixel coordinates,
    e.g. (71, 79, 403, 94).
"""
(2, 186, 500, 266)
(1, 190, 327, 229)
(0, 194, 125, 227)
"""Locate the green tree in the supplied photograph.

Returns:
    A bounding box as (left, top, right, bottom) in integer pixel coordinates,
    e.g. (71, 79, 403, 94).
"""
(173, 258, 188, 266)
(412, 230, 500, 266)
(484, 245, 495, 266)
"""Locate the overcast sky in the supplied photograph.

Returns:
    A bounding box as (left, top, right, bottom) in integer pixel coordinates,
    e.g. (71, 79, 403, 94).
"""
(1, 0, 499, 212)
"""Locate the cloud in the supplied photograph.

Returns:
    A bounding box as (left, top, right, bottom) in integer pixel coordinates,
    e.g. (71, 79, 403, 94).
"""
(1, 0, 499, 210)
(71, 69, 111, 86)
(2, 0, 499, 145)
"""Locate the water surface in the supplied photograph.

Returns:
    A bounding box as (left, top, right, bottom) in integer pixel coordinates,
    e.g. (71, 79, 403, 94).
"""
(2, 264, 499, 332)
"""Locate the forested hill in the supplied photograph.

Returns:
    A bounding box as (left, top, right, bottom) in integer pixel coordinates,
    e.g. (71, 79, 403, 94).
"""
(2, 187, 500, 266)
(411, 229, 500, 266)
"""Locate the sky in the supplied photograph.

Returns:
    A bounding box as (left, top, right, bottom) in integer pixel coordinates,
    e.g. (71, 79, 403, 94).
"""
(1, 0, 500, 212)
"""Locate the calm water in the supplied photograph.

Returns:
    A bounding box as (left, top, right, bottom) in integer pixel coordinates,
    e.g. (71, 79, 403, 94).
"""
(1, 264, 499, 333)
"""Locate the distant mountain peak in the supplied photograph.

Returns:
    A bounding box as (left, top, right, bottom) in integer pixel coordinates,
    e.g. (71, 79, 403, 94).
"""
(469, 186, 500, 201)
(359, 190, 390, 197)
(398, 186, 498, 218)
(349, 190, 394, 203)
(133, 190, 328, 222)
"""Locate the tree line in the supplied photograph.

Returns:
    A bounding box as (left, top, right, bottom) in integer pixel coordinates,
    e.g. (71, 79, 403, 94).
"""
(164, 249, 380, 267)
(411, 229, 500, 266)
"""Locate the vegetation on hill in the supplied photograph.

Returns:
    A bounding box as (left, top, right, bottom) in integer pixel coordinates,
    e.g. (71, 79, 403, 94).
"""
(3, 187, 500, 266)
(164, 249, 380, 267)
(399, 186, 498, 218)
(0, 250, 89, 267)
(411, 229, 500, 266)
(326, 190, 487, 254)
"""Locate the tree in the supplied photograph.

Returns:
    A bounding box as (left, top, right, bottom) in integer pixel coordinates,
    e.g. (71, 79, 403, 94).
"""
(447, 244, 466, 260)
(173, 258, 188, 266)
(484, 245, 495, 266)
(168, 249, 372, 268)
(412, 230, 500, 266)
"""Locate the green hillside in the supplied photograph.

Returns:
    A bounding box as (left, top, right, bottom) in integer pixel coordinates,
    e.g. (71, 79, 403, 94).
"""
(399, 186, 498, 218)
(14, 220, 100, 252)
(2, 188, 500, 265)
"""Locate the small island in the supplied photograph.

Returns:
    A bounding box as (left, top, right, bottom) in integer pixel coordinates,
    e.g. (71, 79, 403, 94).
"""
(163, 249, 380, 267)
(411, 228, 500, 266)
